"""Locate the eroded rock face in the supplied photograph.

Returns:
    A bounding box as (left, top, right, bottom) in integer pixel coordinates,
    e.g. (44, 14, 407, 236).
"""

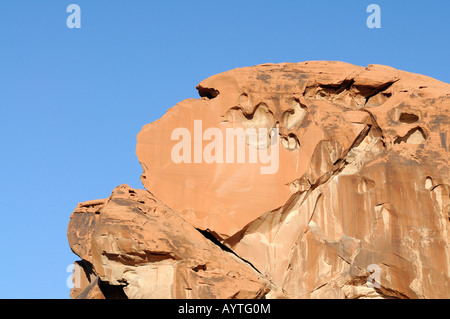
(69, 61, 450, 299)
(68, 185, 270, 299)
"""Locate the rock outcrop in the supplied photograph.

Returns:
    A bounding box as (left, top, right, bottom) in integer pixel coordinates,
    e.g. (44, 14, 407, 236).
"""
(68, 185, 270, 299)
(68, 61, 450, 299)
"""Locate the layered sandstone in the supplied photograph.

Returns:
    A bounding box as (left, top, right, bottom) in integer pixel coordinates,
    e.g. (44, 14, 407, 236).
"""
(68, 185, 270, 299)
(68, 61, 450, 299)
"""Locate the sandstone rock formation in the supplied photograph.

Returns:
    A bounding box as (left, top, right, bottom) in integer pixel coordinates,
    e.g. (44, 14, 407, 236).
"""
(68, 185, 270, 299)
(68, 61, 450, 299)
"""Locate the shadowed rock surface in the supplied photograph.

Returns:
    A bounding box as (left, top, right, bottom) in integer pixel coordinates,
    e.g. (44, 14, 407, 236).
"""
(68, 61, 450, 299)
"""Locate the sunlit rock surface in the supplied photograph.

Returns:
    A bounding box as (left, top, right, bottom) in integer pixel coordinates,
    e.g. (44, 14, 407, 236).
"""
(69, 61, 450, 299)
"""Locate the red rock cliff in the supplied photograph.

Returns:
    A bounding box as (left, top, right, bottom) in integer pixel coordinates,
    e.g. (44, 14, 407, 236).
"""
(68, 61, 450, 299)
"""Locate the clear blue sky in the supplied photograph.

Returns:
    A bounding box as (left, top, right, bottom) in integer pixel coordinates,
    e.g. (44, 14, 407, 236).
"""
(0, 0, 448, 299)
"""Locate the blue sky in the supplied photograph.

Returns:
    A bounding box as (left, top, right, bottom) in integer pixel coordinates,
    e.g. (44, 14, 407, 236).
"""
(0, 0, 448, 298)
